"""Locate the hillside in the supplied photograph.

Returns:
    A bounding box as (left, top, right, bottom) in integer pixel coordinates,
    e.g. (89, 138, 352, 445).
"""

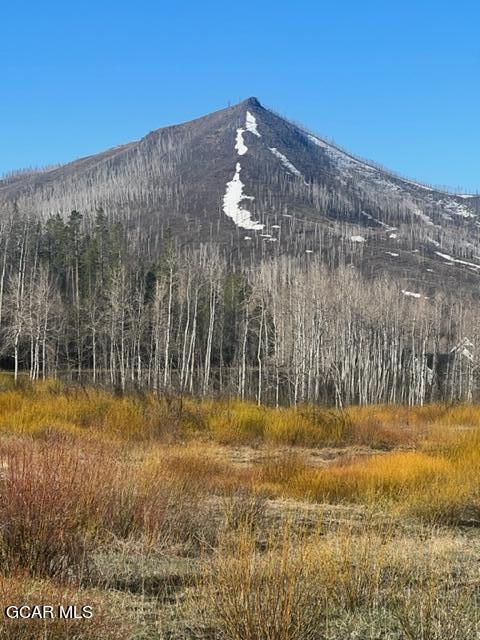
(1, 99, 480, 404)
(1, 98, 480, 295)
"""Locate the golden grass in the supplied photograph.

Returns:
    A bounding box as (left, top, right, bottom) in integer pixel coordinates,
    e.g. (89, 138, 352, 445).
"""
(1, 379, 480, 638)
(0, 381, 447, 446)
(252, 432, 480, 524)
(188, 524, 480, 640)
(0, 379, 479, 527)
(0, 383, 172, 441)
(195, 526, 327, 640)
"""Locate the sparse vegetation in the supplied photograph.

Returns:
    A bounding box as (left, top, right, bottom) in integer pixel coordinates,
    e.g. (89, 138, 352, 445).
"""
(0, 381, 479, 638)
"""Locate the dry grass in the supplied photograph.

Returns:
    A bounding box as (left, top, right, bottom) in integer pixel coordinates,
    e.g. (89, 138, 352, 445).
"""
(1, 441, 144, 577)
(252, 433, 480, 524)
(184, 524, 480, 640)
(0, 379, 479, 638)
(194, 526, 327, 640)
(0, 380, 180, 442)
(0, 438, 221, 579)
(0, 380, 449, 447)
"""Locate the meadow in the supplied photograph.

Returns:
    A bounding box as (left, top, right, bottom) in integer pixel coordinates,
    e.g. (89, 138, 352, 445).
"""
(0, 374, 478, 639)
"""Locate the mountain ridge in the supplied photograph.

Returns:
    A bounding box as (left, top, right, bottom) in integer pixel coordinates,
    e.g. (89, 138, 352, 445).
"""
(1, 97, 480, 298)
(3, 96, 476, 199)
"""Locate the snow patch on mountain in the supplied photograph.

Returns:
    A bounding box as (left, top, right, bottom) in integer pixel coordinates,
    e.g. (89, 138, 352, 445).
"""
(235, 111, 261, 156)
(362, 211, 396, 230)
(307, 134, 375, 173)
(269, 147, 304, 179)
(235, 128, 248, 155)
(307, 134, 436, 196)
(401, 179, 433, 192)
(351, 235, 366, 243)
(223, 162, 264, 231)
(434, 251, 480, 270)
(402, 290, 422, 298)
(307, 132, 477, 228)
(439, 199, 476, 219)
(245, 111, 261, 137)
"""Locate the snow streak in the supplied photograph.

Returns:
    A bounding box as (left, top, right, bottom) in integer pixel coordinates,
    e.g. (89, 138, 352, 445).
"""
(245, 111, 261, 137)
(223, 162, 264, 231)
(235, 111, 261, 157)
(269, 147, 304, 179)
(434, 251, 480, 270)
(235, 129, 248, 155)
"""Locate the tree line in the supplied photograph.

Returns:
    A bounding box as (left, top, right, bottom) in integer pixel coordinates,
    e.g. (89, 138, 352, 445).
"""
(0, 209, 478, 406)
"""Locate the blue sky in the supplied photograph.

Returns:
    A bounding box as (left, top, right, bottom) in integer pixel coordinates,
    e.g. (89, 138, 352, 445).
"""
(1, 1, 479, 192)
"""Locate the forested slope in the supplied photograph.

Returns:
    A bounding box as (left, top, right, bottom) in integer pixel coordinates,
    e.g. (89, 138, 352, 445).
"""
(0, 98, 479, 404)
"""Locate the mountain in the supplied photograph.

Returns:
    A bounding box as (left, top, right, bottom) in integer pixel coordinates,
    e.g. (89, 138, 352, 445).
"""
(1, 98, 480, 403)
(1, 97, 480, 294)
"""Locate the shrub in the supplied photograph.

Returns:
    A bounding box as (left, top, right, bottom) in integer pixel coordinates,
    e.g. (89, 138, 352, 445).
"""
(392, 581, 479, 640)
(0, 440, 172, 578)
(196, 528, 327, 640)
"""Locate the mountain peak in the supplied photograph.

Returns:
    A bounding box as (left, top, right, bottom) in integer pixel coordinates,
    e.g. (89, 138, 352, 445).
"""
(239, 96, 262, 109)
(1, 96, 479, 302)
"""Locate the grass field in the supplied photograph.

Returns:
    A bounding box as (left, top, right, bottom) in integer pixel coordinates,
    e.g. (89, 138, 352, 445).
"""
(0, 376, 478, 638)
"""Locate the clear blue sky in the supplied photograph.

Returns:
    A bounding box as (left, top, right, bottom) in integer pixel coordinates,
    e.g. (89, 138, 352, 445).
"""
(1, 0, 479, 192)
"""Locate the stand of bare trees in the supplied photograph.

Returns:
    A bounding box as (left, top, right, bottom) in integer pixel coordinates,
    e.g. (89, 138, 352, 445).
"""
(0, 210, 478, 406)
